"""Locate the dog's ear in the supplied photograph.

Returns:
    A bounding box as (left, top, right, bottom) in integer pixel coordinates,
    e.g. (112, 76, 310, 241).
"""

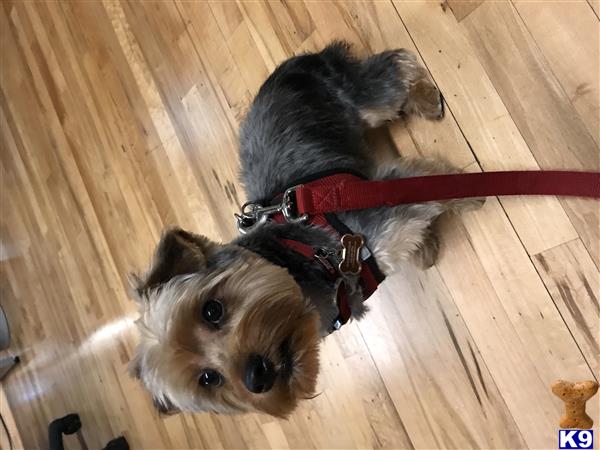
(132, 227, 215, 297)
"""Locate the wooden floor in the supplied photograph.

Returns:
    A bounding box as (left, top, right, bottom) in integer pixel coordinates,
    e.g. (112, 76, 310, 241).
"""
(1, 1, 599, 449)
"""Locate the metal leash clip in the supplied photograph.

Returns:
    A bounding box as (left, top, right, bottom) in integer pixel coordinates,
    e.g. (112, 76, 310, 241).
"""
(235, 186, 308, 234)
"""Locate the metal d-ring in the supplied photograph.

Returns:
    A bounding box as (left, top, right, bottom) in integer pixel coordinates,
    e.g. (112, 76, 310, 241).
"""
(281, 186, 308, 224)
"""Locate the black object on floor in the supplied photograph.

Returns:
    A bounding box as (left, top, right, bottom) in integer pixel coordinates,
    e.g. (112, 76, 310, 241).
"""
(103, 436, 130, 450)
(48, 413, 129, 450)
(48, 414, 81, 450)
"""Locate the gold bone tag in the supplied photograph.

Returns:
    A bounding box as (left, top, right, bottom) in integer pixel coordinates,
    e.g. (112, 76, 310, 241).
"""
(339, 234, 364, 275)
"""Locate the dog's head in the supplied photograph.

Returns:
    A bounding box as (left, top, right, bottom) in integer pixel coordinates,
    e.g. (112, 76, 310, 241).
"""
(130, 228, 320, 417)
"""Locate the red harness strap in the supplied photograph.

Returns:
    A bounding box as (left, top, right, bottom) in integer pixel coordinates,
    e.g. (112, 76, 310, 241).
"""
(295, 171, 600, 215)
(278, 237, 354, 330)
(274, 177, 385, 331)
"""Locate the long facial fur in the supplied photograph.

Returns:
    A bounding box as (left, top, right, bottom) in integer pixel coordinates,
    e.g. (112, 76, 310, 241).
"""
(131, 240, 320, 416)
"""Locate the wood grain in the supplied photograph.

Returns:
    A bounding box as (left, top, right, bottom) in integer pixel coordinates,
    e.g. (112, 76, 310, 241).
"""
(513, 1, 599, 147)
(1, 1, 598, 449)
(533, 239, 600, 376)
(358, 268, 527, 449)
(462, 0, 600, 266)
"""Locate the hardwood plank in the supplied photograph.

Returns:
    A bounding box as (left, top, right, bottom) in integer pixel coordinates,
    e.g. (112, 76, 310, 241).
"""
(343, 0, 592, 359)
(513, 0, 599, 147)
(533, 239, 600, 376)
(208, 0, 243, 38)
(434, 208, 594, 448)
(462, 1, 600, 265)
(173, 1, 253, 124)
(446, 0, 485, 22)
(213, 3, 271, 98)
(358, 268, 527, 449)
(3, 0, 128, 327)
(235, 0, 315, 71)
(116, 0, 242, 239)
(392, 0, 578, 257)
(298, 1, 367, 50)
(102, 0, 223, 232)
(14, 0, 163, 271)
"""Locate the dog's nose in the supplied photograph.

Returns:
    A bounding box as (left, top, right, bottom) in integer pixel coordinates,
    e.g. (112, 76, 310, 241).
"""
(244, 353, 276, 393)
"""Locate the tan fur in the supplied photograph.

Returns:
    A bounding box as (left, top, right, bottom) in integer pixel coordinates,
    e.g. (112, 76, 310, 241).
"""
(371, 158, 484, 273)
(372, 204, 444, 274)
(360, 106, 400, 128)
(413, 219, 441, 269)
(396, 50, 444, 120)
(359, 49, 443, 127)
(404, 76, 444, 119)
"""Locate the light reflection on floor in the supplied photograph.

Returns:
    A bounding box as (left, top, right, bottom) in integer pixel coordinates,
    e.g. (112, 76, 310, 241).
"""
(16, 313, 138, 405)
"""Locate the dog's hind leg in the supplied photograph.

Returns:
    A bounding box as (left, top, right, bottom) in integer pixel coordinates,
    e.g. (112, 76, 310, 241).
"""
(313, 43, 441, 128)
(355, 49, 444, 127)
(377, 156, 485, 213)
(365, 157, 483, 273)
(370, 202, 445, 274)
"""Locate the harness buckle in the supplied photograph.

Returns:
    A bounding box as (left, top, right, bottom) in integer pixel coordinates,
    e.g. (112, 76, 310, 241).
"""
(330, 319, 342, 333)
(235, 186, 308, 234)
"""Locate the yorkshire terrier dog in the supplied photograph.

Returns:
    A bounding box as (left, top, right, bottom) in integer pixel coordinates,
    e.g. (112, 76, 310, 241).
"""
(130, 42, 480, 417)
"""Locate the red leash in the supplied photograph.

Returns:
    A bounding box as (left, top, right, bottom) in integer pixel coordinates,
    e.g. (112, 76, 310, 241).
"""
(294, 171, 600, 216)
(250, 170, 599, 333)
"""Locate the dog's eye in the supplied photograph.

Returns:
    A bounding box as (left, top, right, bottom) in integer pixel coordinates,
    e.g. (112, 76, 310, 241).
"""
(199, 369, 223, 387)
(202, 299, 224, 324)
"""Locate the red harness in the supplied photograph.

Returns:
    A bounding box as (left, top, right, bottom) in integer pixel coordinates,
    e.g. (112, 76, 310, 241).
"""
(270, 173, 385, 332)
(241, 170, 600, 333)
(277, 237, 360, 332)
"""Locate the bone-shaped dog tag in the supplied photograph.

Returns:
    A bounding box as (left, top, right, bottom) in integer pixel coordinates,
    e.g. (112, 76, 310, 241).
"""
(339, 234, 364, 275)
